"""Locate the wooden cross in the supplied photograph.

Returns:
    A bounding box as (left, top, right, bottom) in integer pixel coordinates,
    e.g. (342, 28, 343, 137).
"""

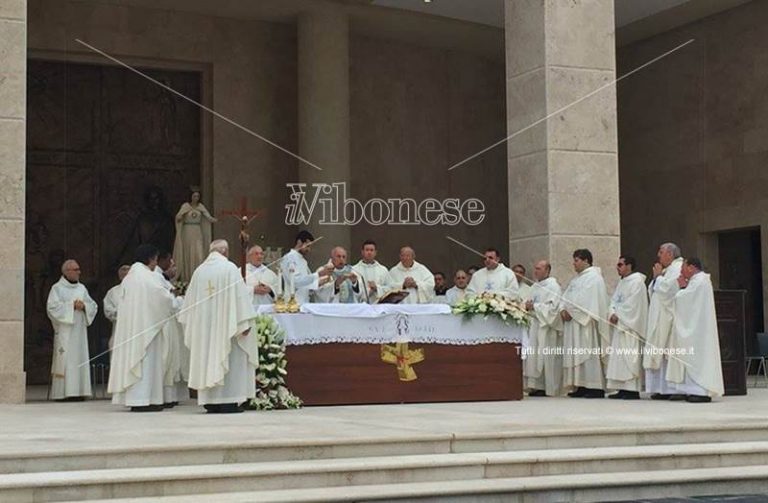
(220, 196, 264, 278)
(380, 343, 425, 382)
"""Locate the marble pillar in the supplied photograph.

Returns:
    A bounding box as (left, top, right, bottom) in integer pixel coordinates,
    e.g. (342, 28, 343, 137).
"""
(297, 8, 351, 254)
(0, 0, 27, 403)
(505, 0, 620, 285)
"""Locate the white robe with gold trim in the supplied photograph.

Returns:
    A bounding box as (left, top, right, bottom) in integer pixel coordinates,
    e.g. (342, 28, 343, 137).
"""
(47, 277, 98, 399)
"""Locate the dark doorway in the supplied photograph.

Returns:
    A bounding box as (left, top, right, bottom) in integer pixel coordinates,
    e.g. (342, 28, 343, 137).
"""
(718, 227, 764, 355)
(25, 59, 202, 385)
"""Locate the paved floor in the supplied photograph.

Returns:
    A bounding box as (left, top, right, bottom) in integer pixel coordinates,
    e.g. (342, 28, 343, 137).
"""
(621, 496, 768, 502)
(3, 387, 768, 457)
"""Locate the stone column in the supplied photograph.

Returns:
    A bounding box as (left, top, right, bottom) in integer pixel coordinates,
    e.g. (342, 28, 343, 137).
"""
(0, 0, 27, 403)
(505, 0, 620, 284)
(297, 8, 351, 253)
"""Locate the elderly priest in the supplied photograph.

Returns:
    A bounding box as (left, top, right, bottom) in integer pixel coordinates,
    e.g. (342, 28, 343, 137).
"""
(47, 259, 98, 401)
(180, 240, 259, 414)
(109, 245, 176, 412)
(389, 246, 435, 304)
(245, 245, 279, 306)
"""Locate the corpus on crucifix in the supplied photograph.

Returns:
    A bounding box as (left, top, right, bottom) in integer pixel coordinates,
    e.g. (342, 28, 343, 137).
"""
(220, 196, 263, 278)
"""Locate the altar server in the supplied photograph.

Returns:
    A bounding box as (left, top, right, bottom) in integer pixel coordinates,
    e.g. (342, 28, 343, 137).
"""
(280, 230, 333, 304)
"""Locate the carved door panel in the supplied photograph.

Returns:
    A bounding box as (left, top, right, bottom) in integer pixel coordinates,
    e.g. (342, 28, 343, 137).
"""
(25, 59, 201, 385)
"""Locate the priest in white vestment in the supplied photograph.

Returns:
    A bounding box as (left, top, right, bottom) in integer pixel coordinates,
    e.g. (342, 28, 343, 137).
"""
(352, 240, 392, 303)
(280, 230, 333, 304)
(444, 270, 470, 306)
(665, 258, 724, 402)
(179, 240, 259, 413)
(561, 249, 609, 398)
(109, 245, 175, 412)
(606, 256, 648, 399)
(388, 246, 435, 304)
(467, 248, 519, 299)
(156, 253, 188, 406)
(245, 245, 280, 306)
(103, 265, 131, 352)
(513, 264, 533, 302)
(315, 247, 365, 303)
(643, 243, 684, 399)
(47, 259, 98, 401)
(524, 260, 563, 397)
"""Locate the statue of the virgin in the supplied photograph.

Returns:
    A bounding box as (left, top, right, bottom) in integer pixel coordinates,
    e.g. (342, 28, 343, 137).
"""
(172, 187, 217, 281)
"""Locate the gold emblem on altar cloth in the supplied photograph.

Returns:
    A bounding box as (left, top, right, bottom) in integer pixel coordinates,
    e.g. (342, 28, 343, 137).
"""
(381, 343, 424, 381)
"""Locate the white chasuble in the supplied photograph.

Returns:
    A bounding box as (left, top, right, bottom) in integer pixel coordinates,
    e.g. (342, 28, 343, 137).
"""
(109, 263, 175, 407)
(466, 265, 520, 300)
(666, 272, 724, 397)
(352, 260, 392, 303)
(179, 252, 258, 405)
(246, 263, 279, 306)
(643, 257, 683, 394)
(388, 261, 436, 304)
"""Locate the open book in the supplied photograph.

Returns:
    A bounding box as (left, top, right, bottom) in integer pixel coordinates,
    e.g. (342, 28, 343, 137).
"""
(376, 290, 410, 304)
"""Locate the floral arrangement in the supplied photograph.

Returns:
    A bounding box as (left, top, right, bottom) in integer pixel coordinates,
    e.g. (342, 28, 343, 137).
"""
(245, 315, 302, 410)
(452, 292, 530, 327)
(171, 280, 188, 296)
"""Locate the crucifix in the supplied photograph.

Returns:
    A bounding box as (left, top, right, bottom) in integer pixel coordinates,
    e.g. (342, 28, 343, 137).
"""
(220, 196, 264, 278)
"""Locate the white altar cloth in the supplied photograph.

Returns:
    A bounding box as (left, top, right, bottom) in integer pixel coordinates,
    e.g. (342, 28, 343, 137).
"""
(255, 304, 526, 346)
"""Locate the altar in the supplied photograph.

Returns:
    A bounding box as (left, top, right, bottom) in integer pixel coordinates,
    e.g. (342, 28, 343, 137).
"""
(256, 304, 526, 405)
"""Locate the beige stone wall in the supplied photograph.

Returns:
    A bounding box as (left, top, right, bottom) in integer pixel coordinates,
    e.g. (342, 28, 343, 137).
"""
(349, 35, 507, 274)
(506, 0, 620, 287)
(0, 0, 27, 403)
(617, 0, 768, 323)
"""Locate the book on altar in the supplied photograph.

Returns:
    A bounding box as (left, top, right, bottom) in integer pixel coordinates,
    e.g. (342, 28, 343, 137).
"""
(377, 290, 410, 304)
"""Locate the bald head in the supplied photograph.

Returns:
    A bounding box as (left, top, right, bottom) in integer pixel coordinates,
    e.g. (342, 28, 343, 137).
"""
(399, 247, 415, 268)
(330, 246, 348, 269)
(533, 260, 551, 282)
(61, 259, 81, 283)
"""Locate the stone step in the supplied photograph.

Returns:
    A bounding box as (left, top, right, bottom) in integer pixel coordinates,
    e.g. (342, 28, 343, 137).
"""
(3, 422, 768, 474)
(76, 464, 768, 503)
(2, 441, 768, 501)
